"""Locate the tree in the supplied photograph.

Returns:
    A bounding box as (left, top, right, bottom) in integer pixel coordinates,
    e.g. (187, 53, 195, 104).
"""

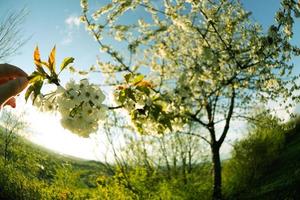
(0, 110, 26, 165)
(0, 8, 28, 62)
(77, 0, 300, 199)
(23, 0, 300, 199)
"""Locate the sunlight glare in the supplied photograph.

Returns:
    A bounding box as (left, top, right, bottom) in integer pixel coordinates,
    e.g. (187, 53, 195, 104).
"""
(12, 92, 107, 161)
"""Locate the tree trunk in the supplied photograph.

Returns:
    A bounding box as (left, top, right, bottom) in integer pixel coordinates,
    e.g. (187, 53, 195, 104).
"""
(188, 149, 192, 173)
(182, 156, 187, 184)
(211, 144, 222, 200)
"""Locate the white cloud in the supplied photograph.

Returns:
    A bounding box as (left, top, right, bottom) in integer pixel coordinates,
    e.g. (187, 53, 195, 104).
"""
(65, 15, 81, 28)
(61, 15, 81, 45)
(61, 31, 73, 45)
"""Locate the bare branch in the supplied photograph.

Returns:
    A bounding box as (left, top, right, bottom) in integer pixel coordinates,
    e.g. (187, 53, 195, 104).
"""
(180, 131, 211, 145)
(83, 14, 133, 74)
(108, 105, 123, 110)
(0, 8, 29, 62)
(217, 86, 235, 147)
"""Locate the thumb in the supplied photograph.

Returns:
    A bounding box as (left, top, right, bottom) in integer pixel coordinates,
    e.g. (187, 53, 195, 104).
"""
(0, 77, 28, 106)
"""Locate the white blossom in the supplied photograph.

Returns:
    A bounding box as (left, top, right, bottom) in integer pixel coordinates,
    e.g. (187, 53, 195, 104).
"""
(32, 79, 106, 137)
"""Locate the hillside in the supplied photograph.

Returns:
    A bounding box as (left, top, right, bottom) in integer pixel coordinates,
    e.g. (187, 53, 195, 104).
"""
(241, 122, 300, 199)
(0, 129, 112, 199)
(2, 119, 300, 199)
(0, 129, 108, 172)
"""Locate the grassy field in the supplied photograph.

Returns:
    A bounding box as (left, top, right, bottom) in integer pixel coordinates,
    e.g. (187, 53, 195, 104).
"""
(1, 118, 300, 199)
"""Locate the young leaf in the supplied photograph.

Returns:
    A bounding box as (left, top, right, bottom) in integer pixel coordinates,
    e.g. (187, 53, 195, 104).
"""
(132, 74, 144, 85)
(135, 80, 154, 88)
(48, 46, 56, 73)
(34, 46, 42, 68)
(60, 57, 74, 72)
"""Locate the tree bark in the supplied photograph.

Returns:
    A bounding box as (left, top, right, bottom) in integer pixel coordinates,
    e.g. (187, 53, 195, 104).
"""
(211, 143, 222, 200)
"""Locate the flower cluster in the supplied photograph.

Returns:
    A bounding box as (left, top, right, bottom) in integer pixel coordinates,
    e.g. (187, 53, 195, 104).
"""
(33, 79, 107, 137)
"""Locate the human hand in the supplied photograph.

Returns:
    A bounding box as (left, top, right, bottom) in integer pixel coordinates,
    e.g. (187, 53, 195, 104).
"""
(0, 63, 28, 108)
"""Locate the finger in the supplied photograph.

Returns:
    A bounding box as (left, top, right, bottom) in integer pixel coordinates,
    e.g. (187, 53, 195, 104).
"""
(0, 77, 28, 106)
(0, 63, 28, 78)
(4, 97, 16, 108)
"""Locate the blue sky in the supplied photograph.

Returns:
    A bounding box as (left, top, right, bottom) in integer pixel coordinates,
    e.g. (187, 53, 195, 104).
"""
(0, 0, 299, 160)
(0, 0, 100, 78)
(0, 0, 287, 74)
(0, 0, 290, 79)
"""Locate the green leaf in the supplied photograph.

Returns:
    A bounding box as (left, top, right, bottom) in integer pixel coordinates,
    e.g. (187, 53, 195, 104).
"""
(60, 57, 74, 72)
(130, 110, 138, 120)
(132, 74, 144, 85)
(126, 88, 136, 102)
(118, 90, 126, 104)
(124, 73, 131, 83)
(164, 118, 173, 131)
(33, 80, 43, 98)
(28, 71, 44, 84)
(151, 104, 161, 119)
(158, 114, 173, 131)
(25, 85, 34, 102)
(35, 64, 47, 75)
(136, 85, 150, 96)
(47, 73, 60, 85)
(25, 77, 44, 102)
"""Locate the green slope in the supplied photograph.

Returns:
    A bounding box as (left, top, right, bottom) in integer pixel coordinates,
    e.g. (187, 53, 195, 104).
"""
(243, 123, 300, 199)
(0, 130, 108, 171)
(0, 128, 117, 199)
(0, 130, 110, 183)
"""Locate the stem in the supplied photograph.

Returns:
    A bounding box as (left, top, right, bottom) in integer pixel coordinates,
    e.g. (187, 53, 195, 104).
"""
(83, 14, 133, 74)
(108, 105, 123, 110)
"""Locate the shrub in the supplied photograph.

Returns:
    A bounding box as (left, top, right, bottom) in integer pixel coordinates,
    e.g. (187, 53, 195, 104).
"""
(223, 114, 285, 198)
